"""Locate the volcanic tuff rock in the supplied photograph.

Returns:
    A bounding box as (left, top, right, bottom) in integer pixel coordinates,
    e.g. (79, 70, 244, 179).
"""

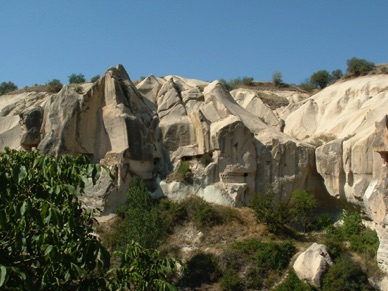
(279, 74, 388, 272)
(1, 65, 388, 273)
(293, 243, 333, 288)
(0, 64, 317, 210)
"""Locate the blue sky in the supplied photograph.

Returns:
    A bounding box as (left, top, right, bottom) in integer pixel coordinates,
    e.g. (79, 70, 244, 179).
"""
(1, 1, 387, 88)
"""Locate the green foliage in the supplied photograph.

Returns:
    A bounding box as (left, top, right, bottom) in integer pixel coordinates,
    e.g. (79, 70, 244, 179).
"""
(199, 152, 213, 166)
(310, 70, 331, 88)
(272, 71, 283, 86)
(219, 78, 232, 91)
(176, 161, 193, 184)
(107, 241, 181, 291)
(323, 226, 346, 259)
(250, 188, 288, 232)
(182, 252, 221, 287)
(0, 149, 181, 290)
(347, 57, 375, 76)
(0, 148, 108, 289)
(312, 213, 334, 231)
(68, 73, 86, 84)
(323, 210, 379, 262)
(341, 208, 363, 237)
(90, 75, 100, 83)
(180, 196, 223, 230)
(218, 76, 254, 91)
(350, 228, 379, 259)
(0, 81, 18, 95)
(275, 270, 315, 291)
(322, 255, 374, 291)
(157, 197, 187, 230)
(46, 79, 63, 93)
(289, 190, 317, 233)
(115, 178, 169, 249)
(341, 209, 379, 259)
(331, 69, 343, 81)
(227, 239, 296, 289)
(220, 267, 242, 291)
(241, 76, 254, 85)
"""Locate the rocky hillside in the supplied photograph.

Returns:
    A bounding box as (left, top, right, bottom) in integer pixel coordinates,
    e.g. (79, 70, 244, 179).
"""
(1, 64, 388, 274)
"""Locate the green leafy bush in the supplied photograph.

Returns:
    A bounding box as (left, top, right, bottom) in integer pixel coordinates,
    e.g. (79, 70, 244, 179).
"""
(346, 57, 375, 76)
(115, 178, 169, 249)
(199, 152, 213, 166)
(175, 161, 193, 183)
(250, 188, 288, 233)
(68, 73, 86, 84)
(350, 228, 379, 259)
(0, 81, 18, 95)
(289, 190, 317, 233)
(275, 270, 315, 291)
(331, 69, 343, 81)
(107, 241, 181, 291)
(312, 213, 334, 231)
(220, 267, 242, 291)
(180, 196, 223, 230)
(46, 79, 63, 93)
(241, 76, 254, 86)
(322, 255, 374, 291)
(324, 210, 379, 261)
(310, 70, 331, 88)
(341, 209, 379, 259)
(228, 239, 296, 289)
(0, 149, 180, 290)
(0, 148, 108, 289)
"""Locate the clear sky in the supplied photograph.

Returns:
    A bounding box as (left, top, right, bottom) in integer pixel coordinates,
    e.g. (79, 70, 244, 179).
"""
(1, 1, 387, 88)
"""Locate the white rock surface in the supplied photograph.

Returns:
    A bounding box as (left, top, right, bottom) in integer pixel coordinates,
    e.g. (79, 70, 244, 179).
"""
(293, 243, 332, 288)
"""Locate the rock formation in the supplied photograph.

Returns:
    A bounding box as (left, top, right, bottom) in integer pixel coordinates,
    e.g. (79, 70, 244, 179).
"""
(0, 65, 318, 211)
(293, 243, 333, 288)
(1, 65, 388, 274)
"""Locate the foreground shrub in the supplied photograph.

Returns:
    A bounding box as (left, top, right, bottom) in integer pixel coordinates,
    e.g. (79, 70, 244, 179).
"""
(0, 148, 108, 289)
(0, 149, 180, 290)
(107, 241, 180, 291)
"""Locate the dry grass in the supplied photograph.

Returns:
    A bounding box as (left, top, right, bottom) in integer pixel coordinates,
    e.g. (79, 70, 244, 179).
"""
(159, 207, 268, 259)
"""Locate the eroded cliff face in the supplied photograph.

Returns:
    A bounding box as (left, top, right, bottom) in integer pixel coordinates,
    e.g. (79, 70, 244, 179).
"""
(0, 65, 318, 210)
(1, 65, 388, 271)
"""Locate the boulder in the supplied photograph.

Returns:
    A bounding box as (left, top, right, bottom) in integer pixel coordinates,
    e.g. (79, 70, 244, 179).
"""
(293, 243, 332, 288)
